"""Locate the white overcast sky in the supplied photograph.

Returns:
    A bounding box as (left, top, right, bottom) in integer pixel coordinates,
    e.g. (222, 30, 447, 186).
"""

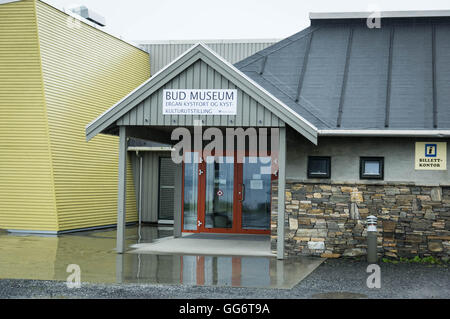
(46, 0, 450, 41)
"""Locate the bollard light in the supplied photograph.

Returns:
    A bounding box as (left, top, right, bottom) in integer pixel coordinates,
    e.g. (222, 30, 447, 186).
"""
(366, 215, 378, 263)
(367, 215, 377, 230)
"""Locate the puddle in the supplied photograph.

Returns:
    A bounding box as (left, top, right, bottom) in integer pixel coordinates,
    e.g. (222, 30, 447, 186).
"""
(0, 225, 324, 289)
(311, 292, 368, 299)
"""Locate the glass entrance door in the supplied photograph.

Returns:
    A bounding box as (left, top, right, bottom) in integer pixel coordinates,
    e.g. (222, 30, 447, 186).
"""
(182, 153, 272, 234)
(240, 157, 272, 231)
(203, 156, 235, 231)
(183, 152, 199, 231)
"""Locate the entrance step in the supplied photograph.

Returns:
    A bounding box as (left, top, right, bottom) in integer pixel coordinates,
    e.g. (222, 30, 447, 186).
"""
(129, 233, 275, 257)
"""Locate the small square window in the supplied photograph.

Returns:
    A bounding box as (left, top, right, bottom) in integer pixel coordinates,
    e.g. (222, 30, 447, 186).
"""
(307, 156, 331, 179)
(360, 157, 384, 180)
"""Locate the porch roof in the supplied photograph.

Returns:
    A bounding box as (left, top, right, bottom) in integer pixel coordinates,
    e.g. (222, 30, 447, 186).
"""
(85, 43, 318, 144)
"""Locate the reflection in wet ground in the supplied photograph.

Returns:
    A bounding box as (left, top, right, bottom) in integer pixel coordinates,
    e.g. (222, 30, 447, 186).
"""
(0, 225, 324, 289)
(311, 292, 368, 299)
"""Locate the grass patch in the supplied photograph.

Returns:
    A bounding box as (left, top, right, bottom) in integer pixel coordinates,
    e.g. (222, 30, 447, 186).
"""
(382, 255, 448, 265)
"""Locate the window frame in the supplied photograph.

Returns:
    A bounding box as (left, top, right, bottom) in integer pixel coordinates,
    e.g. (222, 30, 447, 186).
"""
(359, 157, 384, 180)
(307, 156, 331, 179)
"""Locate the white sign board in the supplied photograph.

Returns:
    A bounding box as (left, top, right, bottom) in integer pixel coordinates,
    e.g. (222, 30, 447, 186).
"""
(260, 166, 272, 175)
(250, 180, 263, 190)
(163, 89, 237, 115)
(415, 142, 447, 170)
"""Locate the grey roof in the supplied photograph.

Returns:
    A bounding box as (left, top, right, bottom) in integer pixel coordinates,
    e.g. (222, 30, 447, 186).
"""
(235, 15, 450, 130)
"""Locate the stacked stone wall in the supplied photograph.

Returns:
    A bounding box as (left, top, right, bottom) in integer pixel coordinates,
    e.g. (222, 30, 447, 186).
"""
(271, 182, 450, 259)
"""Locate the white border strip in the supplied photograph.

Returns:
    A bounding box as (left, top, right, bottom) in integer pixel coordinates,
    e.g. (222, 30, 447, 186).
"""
(318, 130, 450, 137)
(310, 10, 450, 20)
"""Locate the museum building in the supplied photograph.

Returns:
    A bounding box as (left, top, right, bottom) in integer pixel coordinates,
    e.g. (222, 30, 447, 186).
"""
(87, 11, 450, 259)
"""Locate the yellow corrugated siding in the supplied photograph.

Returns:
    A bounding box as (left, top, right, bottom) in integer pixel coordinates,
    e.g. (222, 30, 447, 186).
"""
(35, 1, 150, 231)
(0, 0, 58, 231)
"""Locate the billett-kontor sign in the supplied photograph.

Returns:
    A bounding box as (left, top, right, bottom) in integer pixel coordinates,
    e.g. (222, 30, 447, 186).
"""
(415, 142, 447, 170)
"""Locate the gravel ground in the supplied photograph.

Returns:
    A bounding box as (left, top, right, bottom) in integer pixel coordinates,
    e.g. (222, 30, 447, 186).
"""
(1, 259, 448, 299)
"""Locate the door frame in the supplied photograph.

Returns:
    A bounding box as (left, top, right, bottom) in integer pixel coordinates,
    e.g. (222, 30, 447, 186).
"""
(236, 154, 275, 235)
(181, 150, 275, 235)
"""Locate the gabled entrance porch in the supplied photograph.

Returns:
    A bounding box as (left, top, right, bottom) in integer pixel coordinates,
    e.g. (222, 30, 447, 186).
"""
(85, 43, 318, 259)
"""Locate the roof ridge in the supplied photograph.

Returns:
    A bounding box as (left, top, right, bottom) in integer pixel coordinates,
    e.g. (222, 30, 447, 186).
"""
(235, 26, 319, 70)
(246, 70, 334, 128)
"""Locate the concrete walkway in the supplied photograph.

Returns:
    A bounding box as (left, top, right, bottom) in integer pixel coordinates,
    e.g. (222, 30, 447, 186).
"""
(129, 233, 275, 257)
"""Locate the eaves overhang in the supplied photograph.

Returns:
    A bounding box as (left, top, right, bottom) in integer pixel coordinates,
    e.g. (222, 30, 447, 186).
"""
(86, 43, 319, 145)
(318, 130, 450, 138)
(310, 10, 450, 20)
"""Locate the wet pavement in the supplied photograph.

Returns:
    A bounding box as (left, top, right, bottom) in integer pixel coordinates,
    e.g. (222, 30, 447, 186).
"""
(1, 258, 448, 299)
(0, 225, 324, 289)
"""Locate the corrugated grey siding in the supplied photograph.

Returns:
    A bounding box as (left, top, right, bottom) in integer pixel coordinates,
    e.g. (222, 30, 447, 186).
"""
(131, 151, 170, 223)
(117, 60, 285, 128)
(158, 157, 175, 220)
(139, 40, 277, 75)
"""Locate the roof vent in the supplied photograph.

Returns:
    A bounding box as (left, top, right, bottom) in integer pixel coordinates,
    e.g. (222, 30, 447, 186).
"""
(69, 5, 106, 27)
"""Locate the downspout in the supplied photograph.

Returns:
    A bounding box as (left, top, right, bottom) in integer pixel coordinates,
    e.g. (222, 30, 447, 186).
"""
(139, 153, 143, 229)
(136, 151, 143, 244)
(136, 151, 143, 279)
